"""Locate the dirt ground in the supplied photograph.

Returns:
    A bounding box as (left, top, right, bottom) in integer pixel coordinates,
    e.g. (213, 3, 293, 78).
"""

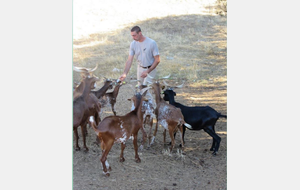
(73, 81, 227, 190)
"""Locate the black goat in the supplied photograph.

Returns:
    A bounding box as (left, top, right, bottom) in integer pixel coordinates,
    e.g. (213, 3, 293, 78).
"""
(163, 89, 227, 155)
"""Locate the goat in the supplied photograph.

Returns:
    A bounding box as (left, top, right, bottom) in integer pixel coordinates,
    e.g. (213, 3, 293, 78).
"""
(88, 92, 148, 177)
(137, 84, 157, 148)
(99, 80, 125, 116)
(73, 75, 100, 151)
(90, 79, 114, 123)
(150, 81, 191, 152)
(73, 65, 112, 151)
(90, 79, 114, 99)
(73, 64, 98, 78)
(162, 87, 227, 155)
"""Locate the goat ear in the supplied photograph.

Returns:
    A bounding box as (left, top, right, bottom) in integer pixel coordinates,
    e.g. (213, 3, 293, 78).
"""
(127, 98, 131, 101)
(174, 92, 176, 96)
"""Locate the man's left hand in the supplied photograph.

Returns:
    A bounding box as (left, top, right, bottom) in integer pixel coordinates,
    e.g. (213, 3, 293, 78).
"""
(140, 70, 149, 78)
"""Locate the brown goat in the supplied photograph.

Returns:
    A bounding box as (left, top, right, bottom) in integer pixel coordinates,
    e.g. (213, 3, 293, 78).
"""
(90, 79, 114, 99)
(73, 75, 100, 151)
(73, 77, 113, 150)
(88, 92, 147, 177)
(150, 81, 191, 152)
(99, 80, 125, 116)
(90, 79, 114, 123)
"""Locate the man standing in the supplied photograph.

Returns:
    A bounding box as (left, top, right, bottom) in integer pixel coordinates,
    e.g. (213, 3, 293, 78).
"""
(119, 26, 160, 85)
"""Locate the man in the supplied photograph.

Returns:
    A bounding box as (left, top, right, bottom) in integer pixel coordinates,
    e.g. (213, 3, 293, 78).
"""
(119, 26, 160, 85)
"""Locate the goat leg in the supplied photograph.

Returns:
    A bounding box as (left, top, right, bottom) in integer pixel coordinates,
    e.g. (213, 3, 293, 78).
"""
(83, 123, 88, 137)
(100, 141, 113, 176)
(163, 129, 167, 145)
(80, 125, 89, 152)
(204, 126, 221, 156)
(150, 122, 158, 146)
(112, 104, 116, 116)
(209, 126, 216, 151)
(210, 138, 216, 152)
(147, 118, 154, 148)
(168, 129, 175, 152)
(73, 127, 80, 151)
(119, 143, 126, 162)
(133, 134, 141, 163)
(95, 112, 101, 124)
(182, 125, 186, 145)
(139, 124, 147, 151)
(100, 155, 110, 177)
(178, 125, 185, 153)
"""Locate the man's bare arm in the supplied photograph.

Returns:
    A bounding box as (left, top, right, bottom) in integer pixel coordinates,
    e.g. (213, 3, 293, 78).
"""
(119, 55, 134, 81)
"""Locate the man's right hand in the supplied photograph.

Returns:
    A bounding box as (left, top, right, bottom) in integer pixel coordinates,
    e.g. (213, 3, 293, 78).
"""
(119, 73, 127, 82)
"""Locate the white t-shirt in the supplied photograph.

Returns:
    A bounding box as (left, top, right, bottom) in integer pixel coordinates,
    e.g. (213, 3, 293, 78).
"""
(129, 37, 159, 67)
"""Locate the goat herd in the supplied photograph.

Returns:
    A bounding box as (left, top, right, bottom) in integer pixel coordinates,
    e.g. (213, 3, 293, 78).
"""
(73, 64, 227, 177)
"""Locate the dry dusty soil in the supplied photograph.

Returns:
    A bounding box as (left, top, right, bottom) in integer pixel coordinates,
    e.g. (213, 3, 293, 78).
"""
(73, 83, 227, 190)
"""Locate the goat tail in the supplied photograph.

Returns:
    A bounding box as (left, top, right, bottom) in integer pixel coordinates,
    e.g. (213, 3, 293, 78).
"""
(88, 116, 101, 136)
(218, 113, 227, 119)
(183, 122, 193, 129)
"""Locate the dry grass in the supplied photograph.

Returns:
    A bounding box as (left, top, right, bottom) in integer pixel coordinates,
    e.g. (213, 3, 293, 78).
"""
(73, 0, 227, 86)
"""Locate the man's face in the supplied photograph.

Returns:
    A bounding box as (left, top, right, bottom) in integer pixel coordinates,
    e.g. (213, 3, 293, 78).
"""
(131, 31, 141, 41)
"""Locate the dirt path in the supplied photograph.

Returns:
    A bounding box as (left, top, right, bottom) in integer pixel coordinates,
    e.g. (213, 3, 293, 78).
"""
(73, 84, 227, 190)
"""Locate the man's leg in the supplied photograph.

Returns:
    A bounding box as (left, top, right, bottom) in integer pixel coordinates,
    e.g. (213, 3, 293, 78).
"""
(137, 66, 157, 86)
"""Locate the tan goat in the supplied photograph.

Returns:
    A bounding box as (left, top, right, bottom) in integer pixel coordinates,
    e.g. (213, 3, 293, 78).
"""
(137, 85, 157, 149)
(151, 81, 191, 152)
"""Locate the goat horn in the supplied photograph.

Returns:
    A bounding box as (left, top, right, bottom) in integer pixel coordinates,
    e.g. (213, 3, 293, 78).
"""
(140, 86, 151, 95)
(162, 80, 171, 87)
(146, 73, 154, 79)
(88, 64, 98, 72)
(163, 80, 185, 88)
(129, 79, 141, 83)
(175, 81, 185, 88)
(73, 64, 98, 73)
(161, 74, 171, 79)
(73, 66, 88, 73)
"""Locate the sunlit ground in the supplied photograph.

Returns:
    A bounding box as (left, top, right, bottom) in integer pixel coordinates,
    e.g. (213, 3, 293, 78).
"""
(73, 0, 220, 40)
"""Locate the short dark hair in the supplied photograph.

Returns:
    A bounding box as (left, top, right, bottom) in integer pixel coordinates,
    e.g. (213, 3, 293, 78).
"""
(131, 26, 141, 33)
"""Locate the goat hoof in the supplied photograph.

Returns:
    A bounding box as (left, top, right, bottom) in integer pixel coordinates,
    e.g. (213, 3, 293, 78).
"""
(135, 158, 141, 163)
(212, 152, 217, 156)
(105, 173, 110, 177)
(83, 147, 89, 152)
(139, 145, 144, 151)
(108, 166, 112, 171)
(119, 157, 125, 162)
(75, 147, 80, 151)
